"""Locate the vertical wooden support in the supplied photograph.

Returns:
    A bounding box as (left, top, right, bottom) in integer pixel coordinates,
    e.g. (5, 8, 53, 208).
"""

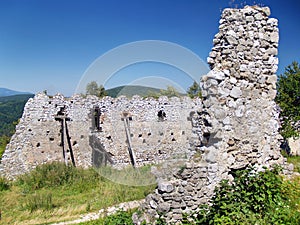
(60, 118, 68, 166)
(65, 119, 76, 167)
(55, 107, 75, 167)
(122, 113, 136, 168)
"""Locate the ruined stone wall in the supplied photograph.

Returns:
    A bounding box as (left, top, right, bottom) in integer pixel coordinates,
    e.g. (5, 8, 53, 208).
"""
(134, 6, 288, 224)
(0, 93, 202, 178)
(0, 5, 291, 224)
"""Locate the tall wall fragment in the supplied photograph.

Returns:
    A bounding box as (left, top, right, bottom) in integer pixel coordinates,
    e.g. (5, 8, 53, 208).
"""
(134, 6, 288, 224)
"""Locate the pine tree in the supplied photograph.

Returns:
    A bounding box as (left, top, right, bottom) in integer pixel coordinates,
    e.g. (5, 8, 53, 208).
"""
(275, 61, 300, 138)
(187, 81, 202, 98)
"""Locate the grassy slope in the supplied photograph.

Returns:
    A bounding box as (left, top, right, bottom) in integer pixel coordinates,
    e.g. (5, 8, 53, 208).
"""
(0, 163, 156, 225)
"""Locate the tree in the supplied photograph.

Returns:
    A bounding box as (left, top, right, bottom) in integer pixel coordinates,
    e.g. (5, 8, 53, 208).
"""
(159, 86, 181, 98)
(275, 61, 300, 139)
(86, 81, 107, 98)
(187, 81, 202, 98)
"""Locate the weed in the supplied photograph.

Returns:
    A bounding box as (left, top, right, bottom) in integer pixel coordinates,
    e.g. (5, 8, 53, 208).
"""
(0, 177, 10, 191)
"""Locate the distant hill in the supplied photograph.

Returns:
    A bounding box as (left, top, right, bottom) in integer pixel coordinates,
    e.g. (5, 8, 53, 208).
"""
(0, 94, 34, 136)
(106, 85, 163, 98)
(0, 87, 32, 97)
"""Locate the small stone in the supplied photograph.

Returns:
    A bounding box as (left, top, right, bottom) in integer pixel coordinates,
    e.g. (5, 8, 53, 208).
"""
(228, 139, 235, 146)
(254, 13, 263, 20)
(158, 181, 174, 193)
(230, 87, 242, 98)
(261, 7, 271, 16)
(157, 202, 170, 213)
(150, 200, 158, 209)
(229, 77, 237, 84)
(240, 64, 247, 72)
(270, 32, 279, 43)
(226, 36, 238, 45)
(267, 18, 278, 26)
(266, 75, 277, 84)
(246, 15, 254, 22)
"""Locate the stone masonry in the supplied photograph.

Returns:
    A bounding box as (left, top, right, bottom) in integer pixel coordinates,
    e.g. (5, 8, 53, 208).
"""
(134, 6, 289, 224)
(0, 93, 202, 179)
(0, 5, 292, 224)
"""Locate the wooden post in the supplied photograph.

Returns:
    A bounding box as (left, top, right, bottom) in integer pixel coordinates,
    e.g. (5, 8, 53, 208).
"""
(65, 119, 76, 167)
(55, 108, 75, 166)
(60, 118, 68, 165)
(122, 113, 136, 168)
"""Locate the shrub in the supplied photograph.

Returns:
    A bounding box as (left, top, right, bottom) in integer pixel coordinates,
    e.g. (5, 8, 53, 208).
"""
(192, 166, 300, 224)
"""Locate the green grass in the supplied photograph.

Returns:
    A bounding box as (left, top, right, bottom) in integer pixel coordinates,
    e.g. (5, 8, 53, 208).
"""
(0, 162, 156, 225)
(78, 209, 137, 225)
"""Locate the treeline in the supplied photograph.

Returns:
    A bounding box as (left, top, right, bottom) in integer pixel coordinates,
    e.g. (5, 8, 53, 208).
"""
(0, 94, 33, 160)
(0, 94, 33, 136)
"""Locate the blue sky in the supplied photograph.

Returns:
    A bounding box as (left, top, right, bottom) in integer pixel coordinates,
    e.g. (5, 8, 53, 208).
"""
(0, 0, 299, 96)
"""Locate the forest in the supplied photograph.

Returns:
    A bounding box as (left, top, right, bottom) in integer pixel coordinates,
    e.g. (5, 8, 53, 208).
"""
(0, 94, 33, 160)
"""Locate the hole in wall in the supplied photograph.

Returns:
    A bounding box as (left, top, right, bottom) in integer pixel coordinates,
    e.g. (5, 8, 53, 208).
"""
(28, 128, 32, 132)
(157, 110, 166, 121)
(143, 139, 146, 143)
(171, 132, 174, 135)
(36, 143, 40, 147)
(73, 141, 77, 146)
(49, 101, 52, 104)
(148, 132, 151, 136)
(80, 135, 84, 139)
(172, 138, 176, 141)
(182, 131, 185, 135)
(49, 137, 54, 141)
(138, 134, 142, 138)
(106, 135, 112, 140)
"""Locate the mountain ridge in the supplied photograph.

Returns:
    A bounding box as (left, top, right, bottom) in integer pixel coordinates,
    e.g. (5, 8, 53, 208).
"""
(0, 87, 32, 97)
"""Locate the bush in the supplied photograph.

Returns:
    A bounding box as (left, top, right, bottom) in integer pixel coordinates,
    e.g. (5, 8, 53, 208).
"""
(191, 166, 300, 224)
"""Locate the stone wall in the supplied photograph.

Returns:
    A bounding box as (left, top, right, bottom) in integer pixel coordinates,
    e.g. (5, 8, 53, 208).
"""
(0, 5, 292, 224)
(0, 93, 202, 179)
(134, 5, 289, 224)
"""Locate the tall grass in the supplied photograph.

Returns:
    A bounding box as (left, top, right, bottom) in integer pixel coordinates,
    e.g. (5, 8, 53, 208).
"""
(0, 177, 10, 191)
(0, 162, 156, 225)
